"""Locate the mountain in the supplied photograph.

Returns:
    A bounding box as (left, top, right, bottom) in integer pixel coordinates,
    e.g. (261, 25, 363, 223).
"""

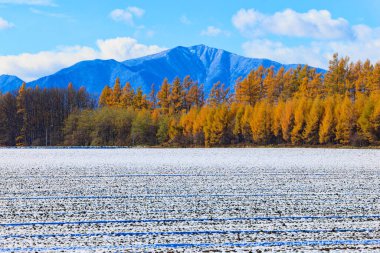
(122, 45, 325, 95)
(1, 45, 325, 96)
(28, 59, 132, 95)
(0, 75, 24, 93)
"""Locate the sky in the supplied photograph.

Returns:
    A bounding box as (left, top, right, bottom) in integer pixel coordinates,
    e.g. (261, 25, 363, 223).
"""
(1, 0, 380, 81)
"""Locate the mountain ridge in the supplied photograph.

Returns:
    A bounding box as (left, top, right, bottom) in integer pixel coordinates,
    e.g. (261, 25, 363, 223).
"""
(0, 75, 24, 93)
(0, 45, 325, 95)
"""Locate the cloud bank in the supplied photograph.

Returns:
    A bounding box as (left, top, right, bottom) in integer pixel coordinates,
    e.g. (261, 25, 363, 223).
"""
(0, 37, 165, 81)
(233, 8, 380, 68)
(232, 8, 353, 40)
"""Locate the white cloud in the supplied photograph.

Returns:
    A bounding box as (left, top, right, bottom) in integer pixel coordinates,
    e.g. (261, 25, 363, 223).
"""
(233, 8, 380, 68)
(242, 40, 326, 68)
(0, 37, 165, 81)
(180, 15, 191, 25)
(242, 32, 380, 69)
(232, 8, 353, 40)
(326, 36, 380, 64)
(0, 0, 55, 6)
(110, 6, 145, 26)
(200, 26, 230, 37)
(96, 37, 163, 61)
(0, 17, 13, 29)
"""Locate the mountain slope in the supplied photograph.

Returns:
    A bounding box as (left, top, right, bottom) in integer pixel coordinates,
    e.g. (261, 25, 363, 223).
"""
(122, 45, 317, 94)
(0, 75, 24, 93)
(27, 59, 136, 94)
(1, 45, 325, 96)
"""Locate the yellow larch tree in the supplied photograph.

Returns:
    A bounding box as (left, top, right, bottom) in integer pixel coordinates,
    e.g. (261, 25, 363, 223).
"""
(157, 78, 171, 113)
(319, 96, 336, 144)
(281, 99, 295, 143)
(111, 78, 122, 106)
(335, 94, 355, 144)
(120, 82, 134, 108)
(272, 100, 285, 142)
(303, 96, 323, 144)
(169, 77, 184, 114)
(99, 85, 112, 107)
(250, 100, 272, 144)
(204, 105, 231, 147)
(291, 97, 309, 145)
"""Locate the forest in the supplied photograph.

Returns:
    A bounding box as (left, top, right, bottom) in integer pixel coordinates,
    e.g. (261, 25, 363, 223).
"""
(1, 53, 380, 147)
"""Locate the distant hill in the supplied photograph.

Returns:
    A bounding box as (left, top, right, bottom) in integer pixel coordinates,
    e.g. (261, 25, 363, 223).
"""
(0, 75, 24, 93)
(0, 45, 325, 95)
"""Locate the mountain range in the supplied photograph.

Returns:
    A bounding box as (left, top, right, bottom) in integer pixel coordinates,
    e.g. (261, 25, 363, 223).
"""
(0, 44, 325, 96)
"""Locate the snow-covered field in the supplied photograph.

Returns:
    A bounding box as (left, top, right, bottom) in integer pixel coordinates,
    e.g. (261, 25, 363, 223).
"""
(0, 148, 379, 252)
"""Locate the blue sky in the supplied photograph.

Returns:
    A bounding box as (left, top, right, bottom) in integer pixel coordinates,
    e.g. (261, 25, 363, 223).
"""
(1, 0, 380, 81)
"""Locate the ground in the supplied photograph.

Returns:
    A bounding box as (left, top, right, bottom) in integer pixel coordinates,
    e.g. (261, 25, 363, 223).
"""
(0, 148, 379, 252)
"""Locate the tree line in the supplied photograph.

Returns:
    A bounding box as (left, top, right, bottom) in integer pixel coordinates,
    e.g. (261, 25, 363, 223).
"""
(1, 53, 380, 147)
(0, 83, 94, 146)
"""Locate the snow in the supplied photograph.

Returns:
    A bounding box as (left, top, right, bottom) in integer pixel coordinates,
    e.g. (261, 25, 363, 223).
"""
(0, 148, 379, 252)
(16, 45, 327, 96)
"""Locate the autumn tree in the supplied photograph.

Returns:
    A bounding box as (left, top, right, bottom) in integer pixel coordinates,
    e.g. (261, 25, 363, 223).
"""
(204, 105, 232, 146)
(335, 94, 355, 144)
(250, 100, 272, 144)
(149, 83, 157, 109)
(133, 87, 149, 109)
(370, 96, 380, 142)
(281, 99, 295, 143)
(99, 85, 112, 107)
(272, 100, 285, 143)
(208, 81, 230, 107)
(111, 78, 122, 106)
(170, 77, 184, 114)
(303, 96, 323, 144)
(192, 106, 208, 145)
(324, 53, 350, 95)
(157, 78, 171, 113)
(120, 82, 135, 108)
(235, 66, 264, 105)
(263, 67, 276, 101)
(319, 96, 336, 144)
(180, 106, 198, 144)
(291, 97, 309, 145)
